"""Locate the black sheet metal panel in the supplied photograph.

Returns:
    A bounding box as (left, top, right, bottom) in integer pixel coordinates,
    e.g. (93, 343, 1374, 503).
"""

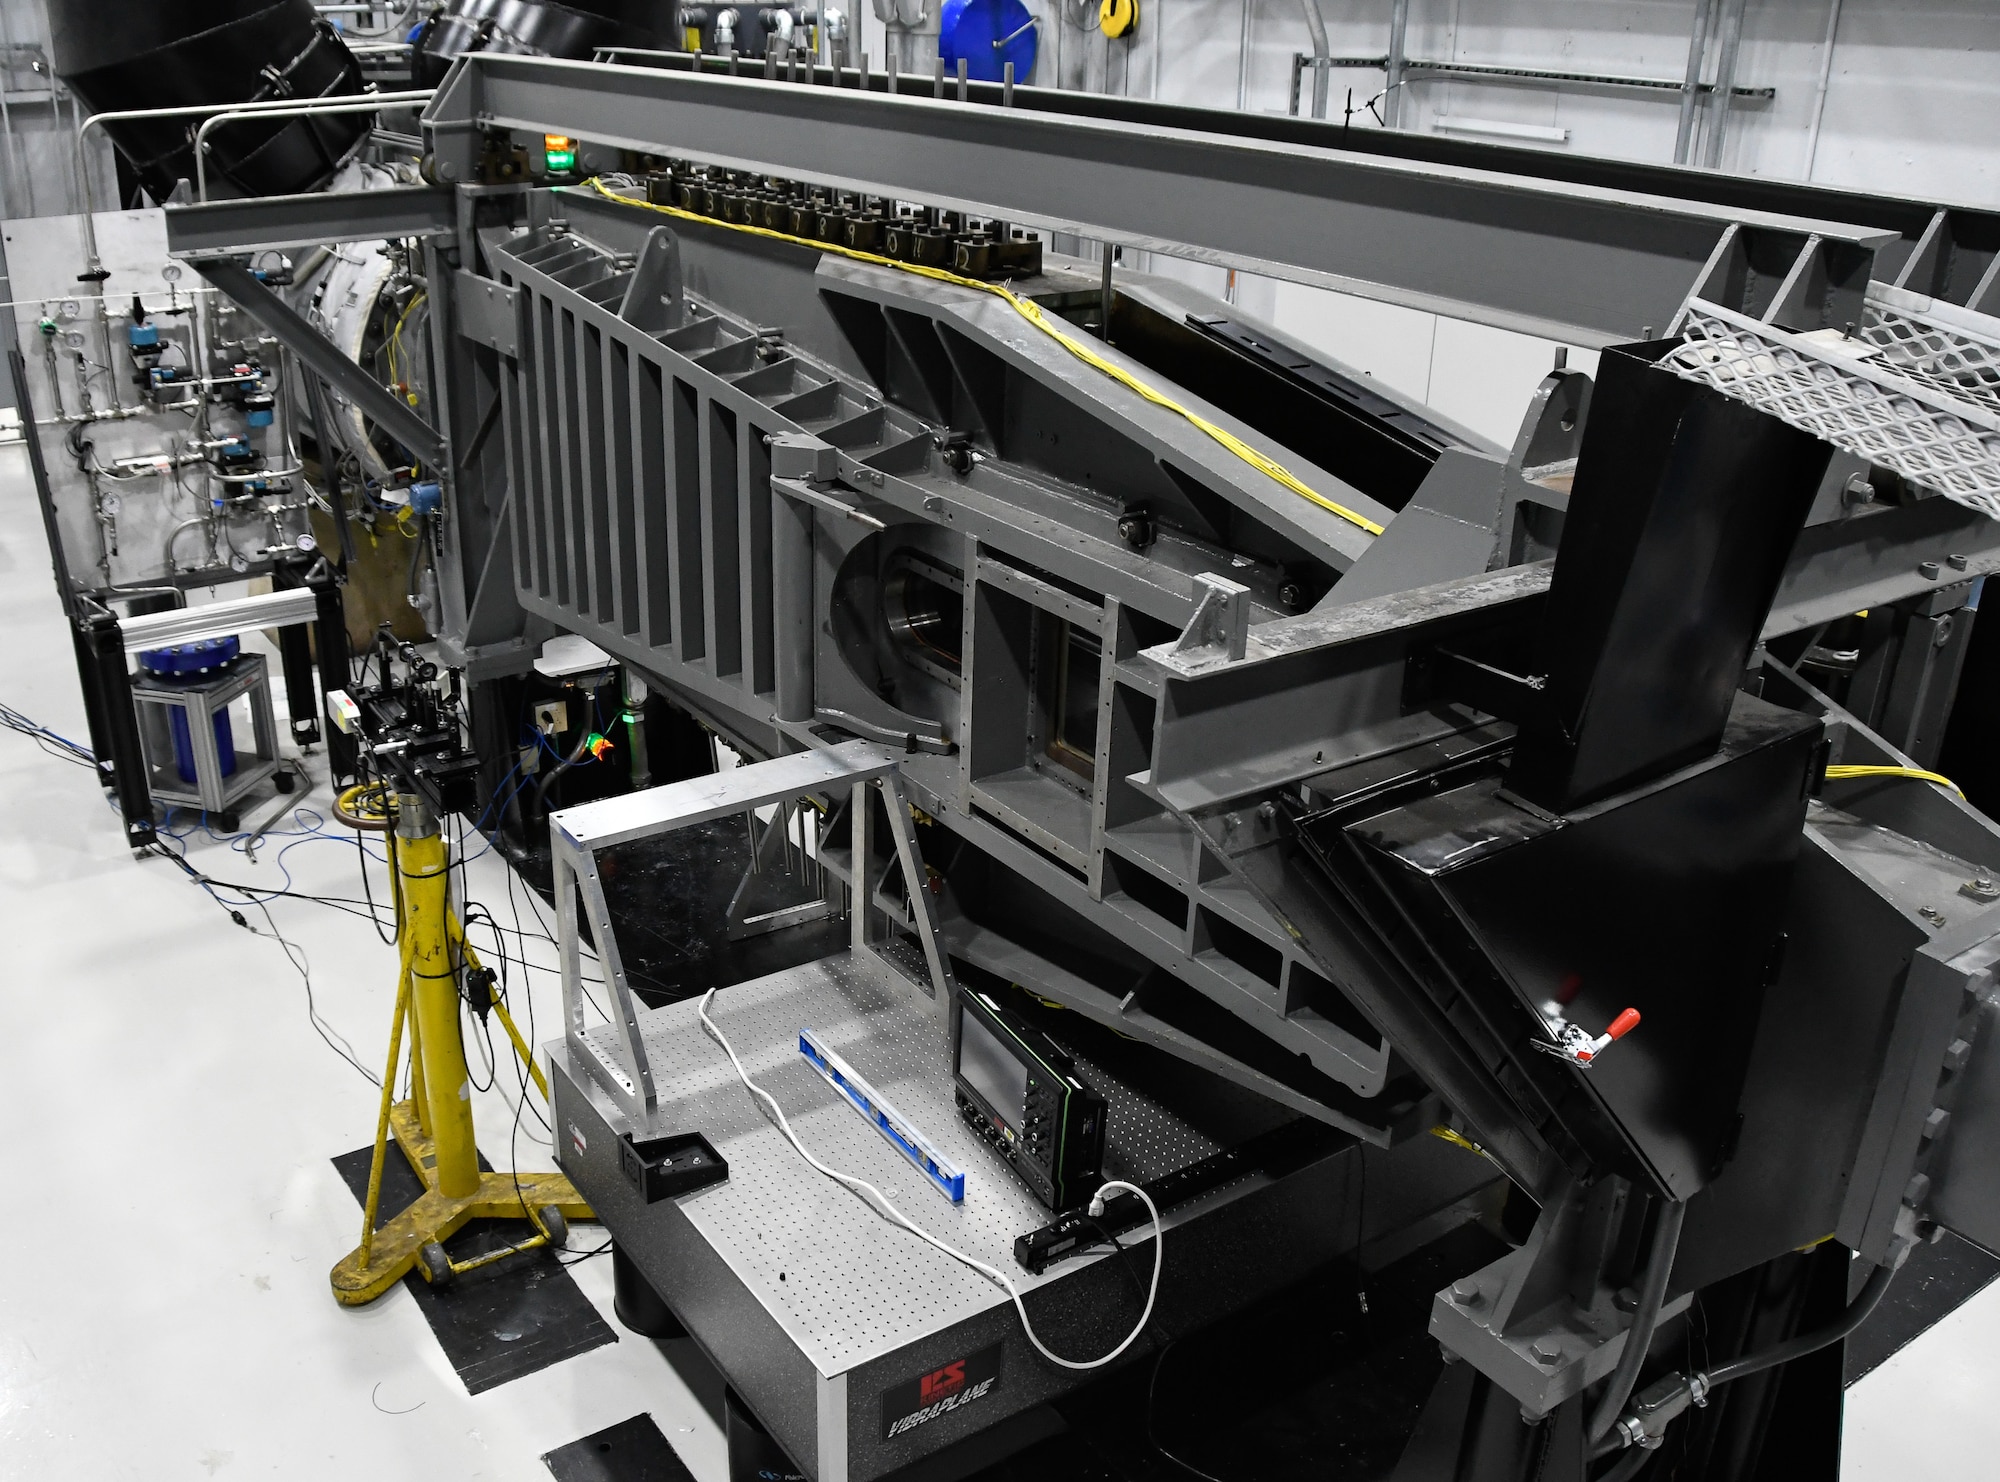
(1506, 342, 1834, 814)
(543, 1414, 699, 1482)
(1335, 693, 1823, 1203)
(1673, 831, 1930, 1293)
(330, 1145, 618, 1394)
(51, 0, 371, 202)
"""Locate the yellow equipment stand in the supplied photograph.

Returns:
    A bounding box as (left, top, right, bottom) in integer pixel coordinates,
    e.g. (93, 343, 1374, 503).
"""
(330, 787, 592, 1306)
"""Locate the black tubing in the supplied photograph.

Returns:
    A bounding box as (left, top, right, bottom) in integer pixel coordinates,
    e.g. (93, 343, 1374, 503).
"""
(1595, 1445, 1654, 1482)
(1588, 1199, 1687, 1444)
(1702, 1258, 1897, 1391)
(535, 728, 595, 807)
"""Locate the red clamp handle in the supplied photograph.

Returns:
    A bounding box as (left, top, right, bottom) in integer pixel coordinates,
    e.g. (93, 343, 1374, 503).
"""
(1605, 1007, 1642, 1042)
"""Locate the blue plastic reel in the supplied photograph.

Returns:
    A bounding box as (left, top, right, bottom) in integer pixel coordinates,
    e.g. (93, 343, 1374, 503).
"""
(939, 0, 1038, 85)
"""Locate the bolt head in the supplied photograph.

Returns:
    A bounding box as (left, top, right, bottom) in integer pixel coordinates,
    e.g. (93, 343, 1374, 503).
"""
(1530, 1338, 1562, 1365)
(1451, 1277, 1482, 1305)
(1950, 553, 1971, 571)
(1920, 560, 1941, 579)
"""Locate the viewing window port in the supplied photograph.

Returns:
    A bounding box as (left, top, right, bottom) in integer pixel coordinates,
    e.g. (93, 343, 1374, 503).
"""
(884, 550, 965, 683)
(1032, 618, 1102, 789)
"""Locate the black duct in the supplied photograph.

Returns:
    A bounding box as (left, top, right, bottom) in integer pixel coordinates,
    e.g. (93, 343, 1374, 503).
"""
(413, 0, 681, 86)
(50, 0, 371, 203)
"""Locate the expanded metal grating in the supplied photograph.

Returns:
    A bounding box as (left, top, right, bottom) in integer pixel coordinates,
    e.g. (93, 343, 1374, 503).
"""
(1861, 282, 2000, 420)
(1664, 299, 2000, 521)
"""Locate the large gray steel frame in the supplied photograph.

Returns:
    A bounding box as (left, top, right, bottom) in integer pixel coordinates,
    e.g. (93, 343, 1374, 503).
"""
(448, 179, 2000, 1148)
(479, 199, 1434, 1132)
(422, 55, 1894, 347)
(151, 68, 2000, 1397)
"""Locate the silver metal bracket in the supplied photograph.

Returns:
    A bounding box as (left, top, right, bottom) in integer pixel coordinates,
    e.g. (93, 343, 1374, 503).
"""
(549, 740, 956, 1127)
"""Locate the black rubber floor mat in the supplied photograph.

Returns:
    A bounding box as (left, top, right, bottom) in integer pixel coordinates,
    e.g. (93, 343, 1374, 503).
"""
(543, 1414, 698, 1482)
(1845, 1229, 2000, 1385)
(331, 1143, 617, 1394)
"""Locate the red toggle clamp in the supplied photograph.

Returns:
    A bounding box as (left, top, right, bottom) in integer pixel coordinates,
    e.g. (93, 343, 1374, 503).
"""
(1533, 1006, 1641, 1069)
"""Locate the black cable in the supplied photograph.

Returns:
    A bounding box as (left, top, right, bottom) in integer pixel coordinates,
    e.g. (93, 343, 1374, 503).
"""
(1082, 1214, 1152, 1309)
(1589, 1199, 1688, 1444)
(1353, 1145, 1369, 1315)
(1701, 1258, 1896, 1391)
(245, 895, 380, 1087)
(355, 823, 398, 945)
(1145, 1336, 1231, 1482)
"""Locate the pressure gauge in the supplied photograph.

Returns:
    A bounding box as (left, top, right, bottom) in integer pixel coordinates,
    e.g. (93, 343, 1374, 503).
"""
(58, 298, 81, 321)
(296, 532, 318, 553)
(230, 552, 250, 574)
(161, 264, 183, 284)
(62, 330, 86, 349)
(100, 492, 121, 516)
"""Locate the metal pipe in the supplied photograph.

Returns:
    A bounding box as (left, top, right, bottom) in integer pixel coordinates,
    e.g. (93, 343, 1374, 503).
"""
(1235, 0, 1254, 110)
(1298, 0, 1330, 120)
(195, 96, 424, 201)
(1098, 242, 1113, 339)
(1384, 0, 1409, 128)
(1702, 0, 1747, 170)
(0, 8, 33, 216)
(1803, 0, 1844, 182)
(1674, 0, 1716, 164)
(1152, 0, 1162, 100)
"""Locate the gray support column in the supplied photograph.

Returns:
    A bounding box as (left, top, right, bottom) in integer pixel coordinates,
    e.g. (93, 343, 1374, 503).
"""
(1674, 0, 1717, 166)
(1383, 0, 1410, 129)
(772, 491, 815, 722)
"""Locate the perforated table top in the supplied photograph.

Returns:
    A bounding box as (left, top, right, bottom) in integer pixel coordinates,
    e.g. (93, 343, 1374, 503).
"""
(575, 952, 1261, 1373)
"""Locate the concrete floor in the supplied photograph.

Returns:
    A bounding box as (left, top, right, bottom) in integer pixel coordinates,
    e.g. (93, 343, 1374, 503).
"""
(1, 441, 1996, 1480)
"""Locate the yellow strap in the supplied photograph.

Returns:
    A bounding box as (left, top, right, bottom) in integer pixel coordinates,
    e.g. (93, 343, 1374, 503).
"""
(1429, 1124, 1490, 1160)
(1824, 764, 1964, 799)
(580, 177, 1386, 537)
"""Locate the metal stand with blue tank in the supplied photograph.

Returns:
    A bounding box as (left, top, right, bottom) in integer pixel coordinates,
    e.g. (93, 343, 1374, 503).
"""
(129, 636, 283, 832)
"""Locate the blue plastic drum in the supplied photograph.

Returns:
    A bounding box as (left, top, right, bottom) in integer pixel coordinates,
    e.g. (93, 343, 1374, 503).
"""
(939, 0, 1038, 85)
(139, 637, 242, 785)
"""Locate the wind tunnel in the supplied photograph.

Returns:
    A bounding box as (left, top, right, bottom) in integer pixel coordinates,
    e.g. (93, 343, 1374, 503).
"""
(413, 0, 682, 86)
(49, 0, 372, 203)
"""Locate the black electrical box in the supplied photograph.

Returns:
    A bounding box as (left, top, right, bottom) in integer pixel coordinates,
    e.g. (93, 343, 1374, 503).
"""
(617, 1130, 729, 1203)
(953, 989, 1107, 1212)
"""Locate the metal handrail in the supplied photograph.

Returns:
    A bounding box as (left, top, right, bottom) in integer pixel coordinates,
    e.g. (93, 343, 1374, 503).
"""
(194, 93, 433, 200)
(74, 89, 434, 271)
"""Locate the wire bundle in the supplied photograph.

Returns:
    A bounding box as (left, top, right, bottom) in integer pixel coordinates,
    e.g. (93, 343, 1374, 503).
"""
(0, 698, 96, 771)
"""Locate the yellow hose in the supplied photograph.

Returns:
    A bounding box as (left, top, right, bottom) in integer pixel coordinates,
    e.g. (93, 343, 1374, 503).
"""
(581, 177, 1386, 537)
(1824, 764, 1964, 799)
